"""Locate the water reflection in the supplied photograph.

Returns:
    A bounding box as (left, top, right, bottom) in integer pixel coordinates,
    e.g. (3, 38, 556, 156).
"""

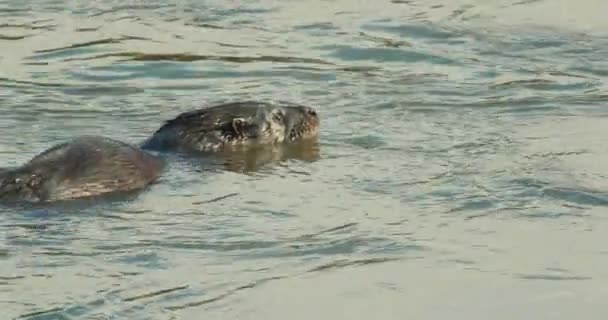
(4, 0, 608, 319)
(186, 138, 321, 174)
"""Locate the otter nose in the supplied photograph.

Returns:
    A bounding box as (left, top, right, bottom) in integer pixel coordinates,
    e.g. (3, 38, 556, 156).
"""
(305, 107, 318, 118)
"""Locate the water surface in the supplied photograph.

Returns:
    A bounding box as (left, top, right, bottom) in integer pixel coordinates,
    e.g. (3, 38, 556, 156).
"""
(2, 0, 608, 319)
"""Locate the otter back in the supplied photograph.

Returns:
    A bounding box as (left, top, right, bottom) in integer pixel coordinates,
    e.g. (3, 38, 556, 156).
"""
(141, 101, 266, 153)
(0, 136, 165, 203)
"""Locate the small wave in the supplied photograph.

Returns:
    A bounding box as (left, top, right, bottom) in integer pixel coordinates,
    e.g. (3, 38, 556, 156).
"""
(490, 78, 595, 92)
(0, 34, 30, 40)
(0, 22, 55, 31)
(123, 284, 189, 302)
(33, 35, 155, 54)
(362, 21, 461, 41)
(510, 177, 608, 207)
(63, 51, 335, 65)
(517, 273, 592, 281)
(0, 77, 67, 88)
(327, 45, 459, 65)
(165, 275, 286, 311)
(307, 256, 403, 273)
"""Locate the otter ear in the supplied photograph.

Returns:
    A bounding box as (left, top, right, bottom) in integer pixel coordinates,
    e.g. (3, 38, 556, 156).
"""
(232, 118, 247, 135)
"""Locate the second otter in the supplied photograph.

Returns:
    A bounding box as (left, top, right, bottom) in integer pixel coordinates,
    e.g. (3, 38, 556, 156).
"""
(0, 136, 164, 203)
(142, 101, 320, 153)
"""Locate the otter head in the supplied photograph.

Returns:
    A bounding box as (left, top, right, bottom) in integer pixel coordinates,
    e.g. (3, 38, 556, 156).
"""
(280, 104, 319, 142)
(231, 103, 319, 145)
(0, 170, 44, 203)
(227, 106, 285, 144)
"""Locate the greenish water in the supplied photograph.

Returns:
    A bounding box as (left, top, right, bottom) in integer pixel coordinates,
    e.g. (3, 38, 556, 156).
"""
(2, 0, 608, 319)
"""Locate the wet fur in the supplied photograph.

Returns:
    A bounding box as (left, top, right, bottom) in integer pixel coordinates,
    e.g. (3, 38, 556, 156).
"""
(142, 101, 264, 152)
(142, 101, 319, 153)
(0, 101, 318, 204)
(0, 136, 165, 203)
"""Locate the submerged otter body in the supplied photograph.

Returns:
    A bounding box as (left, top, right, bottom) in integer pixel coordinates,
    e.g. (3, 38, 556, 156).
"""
(0, 136, 164, 203)
(142, 101, 319, 153)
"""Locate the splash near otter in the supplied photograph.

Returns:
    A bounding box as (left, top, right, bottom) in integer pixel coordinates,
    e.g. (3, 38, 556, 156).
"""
(142, 101, 320, 154)
(0, 136, 165, 203)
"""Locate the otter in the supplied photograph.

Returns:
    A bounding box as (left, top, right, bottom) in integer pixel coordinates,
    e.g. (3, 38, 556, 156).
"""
(0, 136, 164, 203)
(141, 101, 319, 153)
(0, 101, 319, 204)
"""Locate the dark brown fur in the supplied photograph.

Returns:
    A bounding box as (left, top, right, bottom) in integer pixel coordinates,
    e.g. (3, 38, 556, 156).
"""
(142, 101, 319, 153)
(0, 136, 164, 203)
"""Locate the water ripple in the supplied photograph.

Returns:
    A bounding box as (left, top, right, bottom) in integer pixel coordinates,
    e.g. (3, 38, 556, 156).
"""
(3, 0, 608, 318)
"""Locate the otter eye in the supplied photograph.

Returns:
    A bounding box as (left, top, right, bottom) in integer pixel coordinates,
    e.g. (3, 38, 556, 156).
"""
(273, 113, 283, 123)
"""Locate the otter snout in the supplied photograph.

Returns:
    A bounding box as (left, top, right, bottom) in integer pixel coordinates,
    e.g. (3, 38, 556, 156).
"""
(304, 107, 319, 126)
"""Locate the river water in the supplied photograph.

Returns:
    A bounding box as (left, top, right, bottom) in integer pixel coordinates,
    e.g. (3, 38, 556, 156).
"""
(2, 0, 608, 319)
